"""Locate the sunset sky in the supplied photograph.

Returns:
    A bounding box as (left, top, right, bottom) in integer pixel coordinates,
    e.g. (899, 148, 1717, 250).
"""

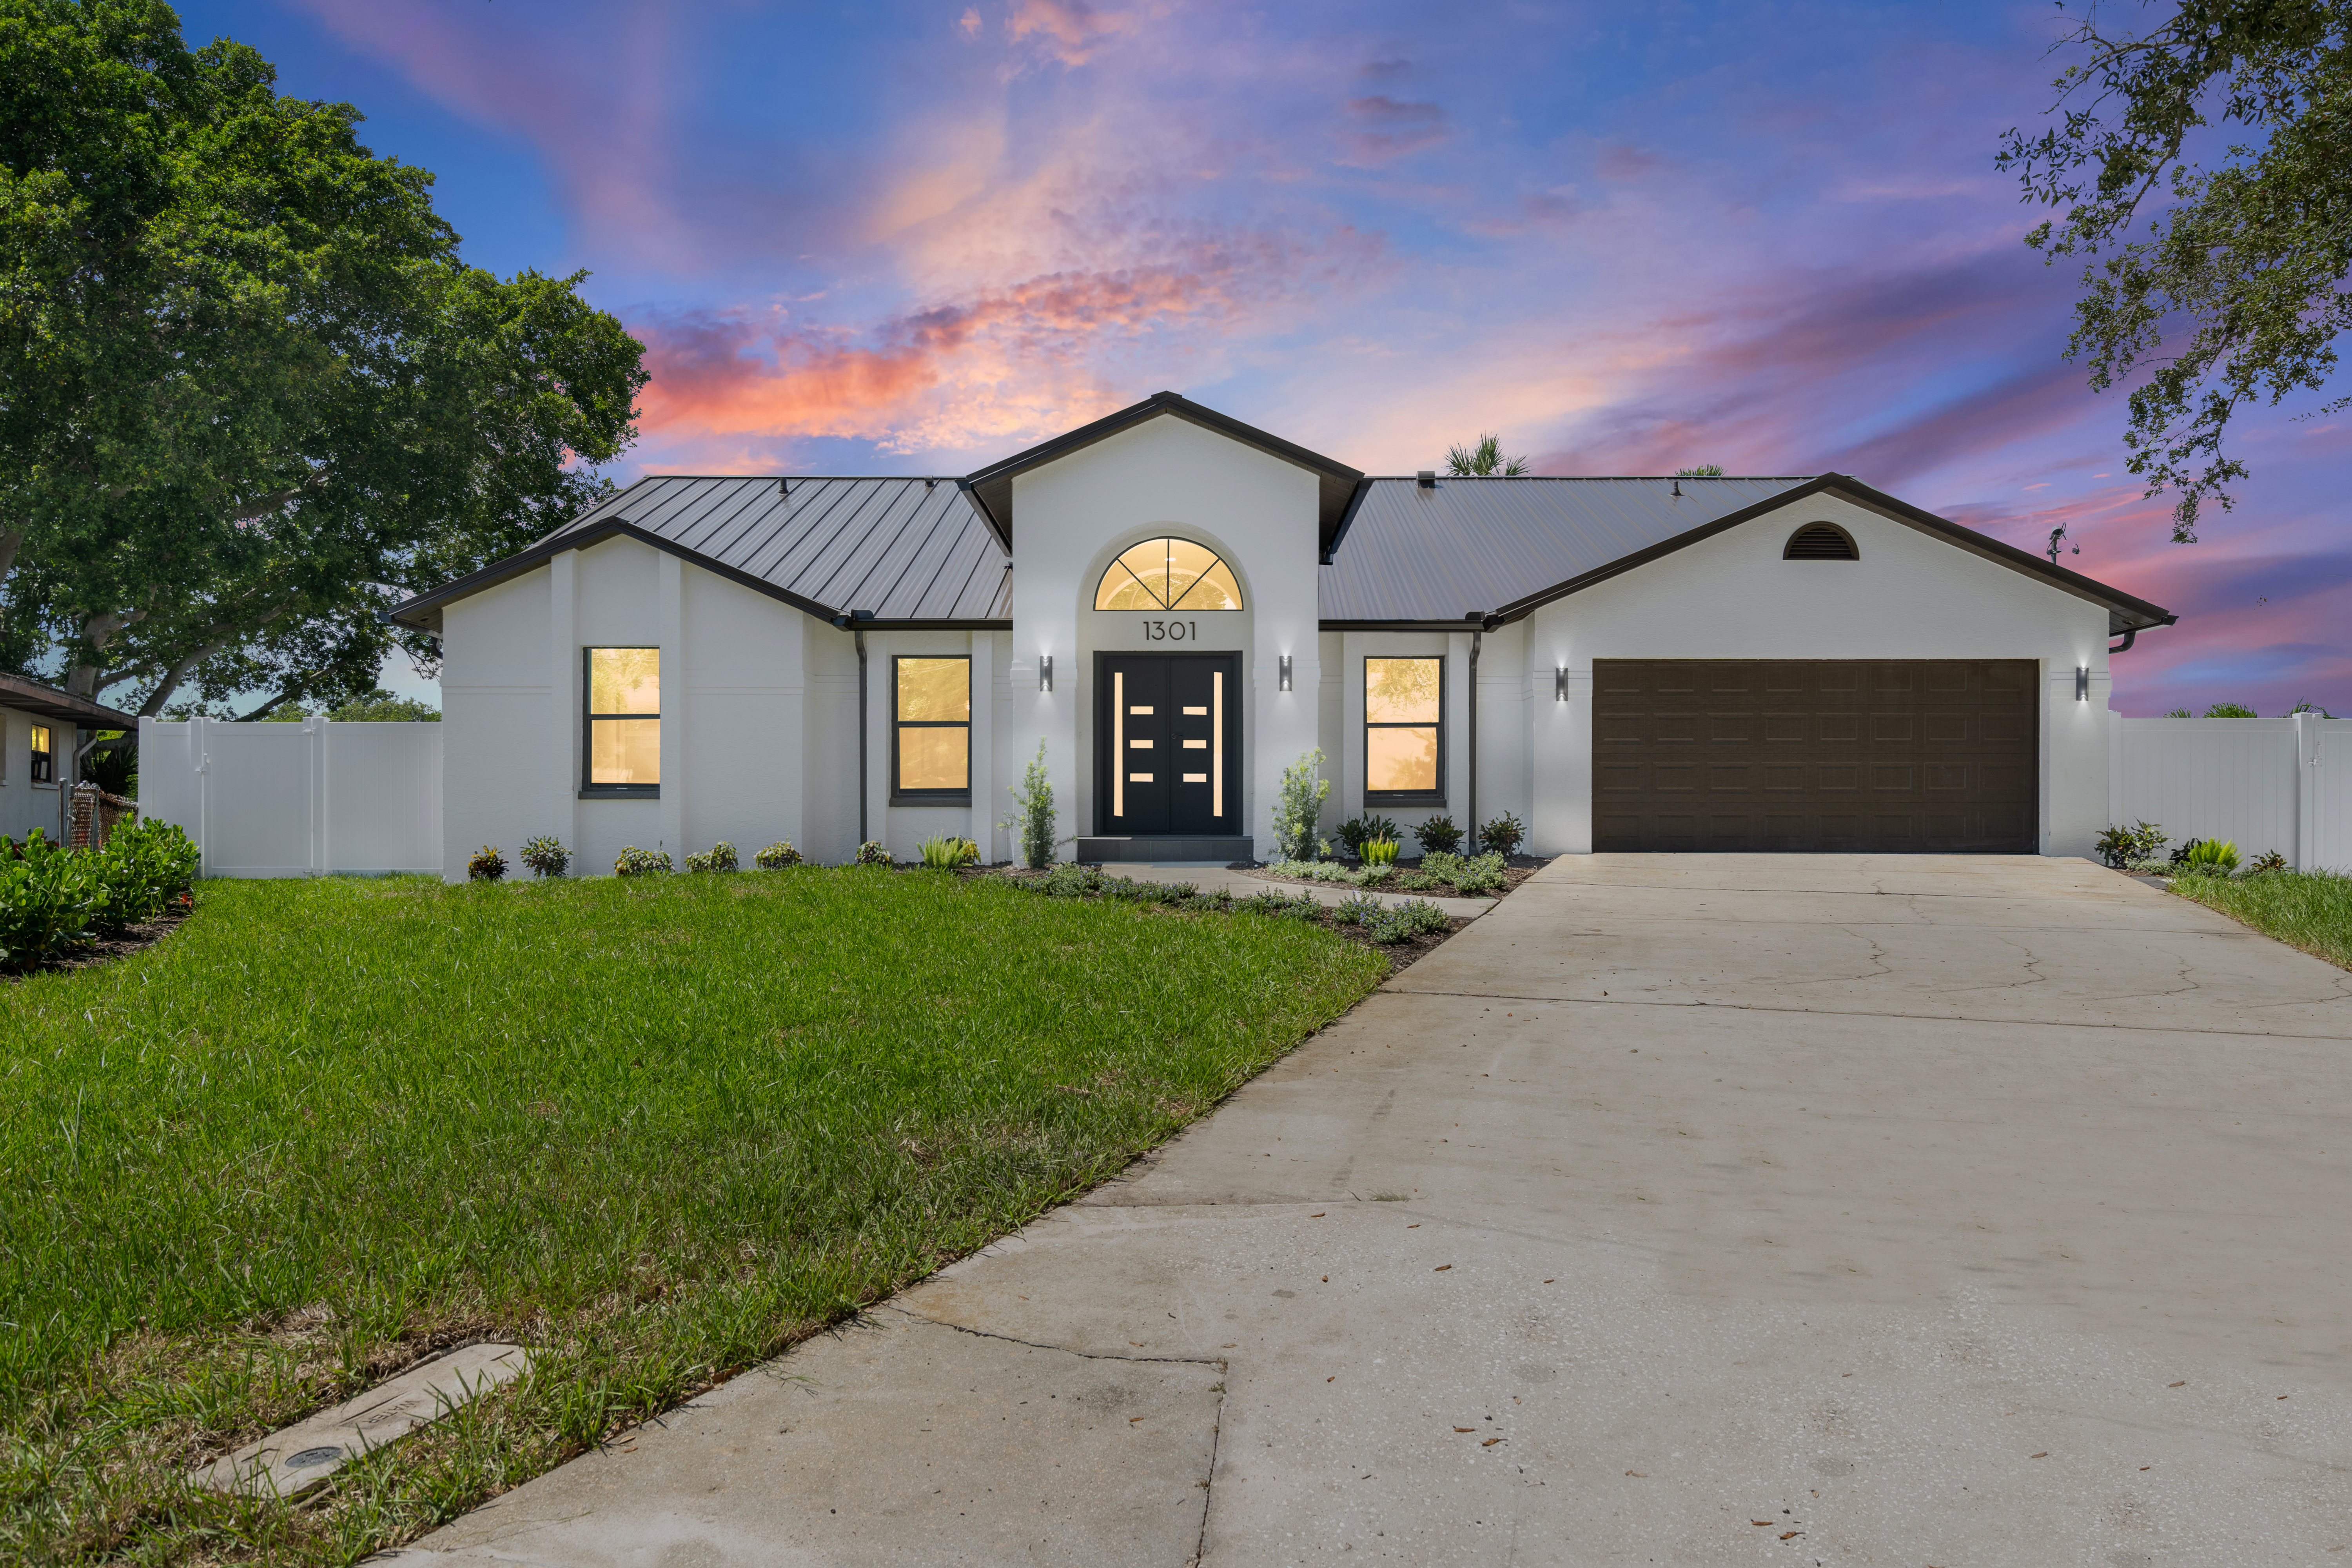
(178, 0, 2350, 716)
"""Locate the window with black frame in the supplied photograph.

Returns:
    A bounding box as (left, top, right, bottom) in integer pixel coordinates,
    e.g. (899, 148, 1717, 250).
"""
(29, 723, 54, 784)
(1364, 656, 1443, 804)
(583, 648, 659, 795)
(893, 656, 971, 801)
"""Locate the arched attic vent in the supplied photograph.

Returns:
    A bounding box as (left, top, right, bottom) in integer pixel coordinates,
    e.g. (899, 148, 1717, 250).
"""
(1783, 522, 1858, 561)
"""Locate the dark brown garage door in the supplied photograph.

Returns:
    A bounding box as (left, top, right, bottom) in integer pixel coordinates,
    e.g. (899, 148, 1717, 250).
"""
(1593, 660, 2038, 853)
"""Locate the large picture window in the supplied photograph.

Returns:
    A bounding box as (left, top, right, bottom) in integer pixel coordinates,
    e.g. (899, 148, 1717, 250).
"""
(894, 655, 971, 800)
(1365, 656, 1443, 803)
(584, 647, 659, 795)
(1093, 537, 1244, 611)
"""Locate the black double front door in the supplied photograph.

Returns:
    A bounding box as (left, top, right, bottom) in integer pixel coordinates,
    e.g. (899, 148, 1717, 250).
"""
(1096, 653, 1241, 837)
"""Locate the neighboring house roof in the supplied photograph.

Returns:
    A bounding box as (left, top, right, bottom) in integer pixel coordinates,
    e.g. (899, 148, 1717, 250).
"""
(1319, 475, 1814, 625)
(391, 475, 1011, 632)
(963, 390, 1366, 558)
(0, 671, 141, 730)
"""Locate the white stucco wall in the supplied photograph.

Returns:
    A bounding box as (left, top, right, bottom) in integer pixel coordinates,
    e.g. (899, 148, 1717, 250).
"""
(1518, 493, 2114, 857)
(0, 706, 71, 844)
(1010, 414, 1324, 857)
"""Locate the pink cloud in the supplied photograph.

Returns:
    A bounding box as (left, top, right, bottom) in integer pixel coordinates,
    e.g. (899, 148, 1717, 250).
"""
(1005, 0, 1136, 66)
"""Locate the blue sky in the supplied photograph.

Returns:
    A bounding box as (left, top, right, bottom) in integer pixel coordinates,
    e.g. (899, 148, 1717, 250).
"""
(174, 0, 2351, 715)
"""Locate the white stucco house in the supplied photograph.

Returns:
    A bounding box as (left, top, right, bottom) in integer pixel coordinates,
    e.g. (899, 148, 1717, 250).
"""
(388, 391, 2176, 876)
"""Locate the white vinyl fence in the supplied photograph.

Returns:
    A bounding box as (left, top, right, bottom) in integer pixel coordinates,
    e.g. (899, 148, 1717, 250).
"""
(2112, 712, 2352, 872)
(139, 715, 442, 878)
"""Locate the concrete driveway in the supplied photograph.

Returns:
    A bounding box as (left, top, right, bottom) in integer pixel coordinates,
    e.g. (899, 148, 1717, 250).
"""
(396, 855, 2352, 1567)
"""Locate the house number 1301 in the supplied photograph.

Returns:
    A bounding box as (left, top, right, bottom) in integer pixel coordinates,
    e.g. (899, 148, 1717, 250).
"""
(1141, 620, 1196, 641)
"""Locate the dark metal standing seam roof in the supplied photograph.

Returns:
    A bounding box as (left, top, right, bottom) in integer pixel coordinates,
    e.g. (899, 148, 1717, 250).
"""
(1318, 476, 1816, 623)
(390, 475, 1011, 630)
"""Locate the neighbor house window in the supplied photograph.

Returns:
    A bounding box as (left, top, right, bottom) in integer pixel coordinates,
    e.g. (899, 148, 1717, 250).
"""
(584, 648, 659, 795)
(894, 656, 970, 800)
(1093, 538, 1244, 611)
(29, 723, 54, 784)
(1365, 657, 1443, 803)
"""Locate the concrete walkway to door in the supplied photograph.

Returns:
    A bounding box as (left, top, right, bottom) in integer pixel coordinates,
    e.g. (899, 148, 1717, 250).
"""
(391, 855, 2352, 1567)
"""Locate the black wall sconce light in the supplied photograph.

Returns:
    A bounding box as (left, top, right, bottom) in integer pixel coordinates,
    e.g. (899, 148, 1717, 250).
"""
(1555, 666, 1569, 702)
(1039, 655, 1053, 693)
(1278, 654, 1294, 691)
(2076, 665, 2089, 701)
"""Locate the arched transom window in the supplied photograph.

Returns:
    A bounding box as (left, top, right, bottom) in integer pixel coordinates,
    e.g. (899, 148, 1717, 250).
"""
(1093, 537, 1244, 611)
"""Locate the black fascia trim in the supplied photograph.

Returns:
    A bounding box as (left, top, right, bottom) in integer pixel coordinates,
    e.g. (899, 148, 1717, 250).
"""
(848, 618, 1014, 631)
(1484, 474, 2178, 635)
(962, 391, 1365, 555)
(1319, 618, 1497, 632)
(389, 518, 844, 632)
(1321, 477, 1377, 564)
(955, 477, 1009, 552)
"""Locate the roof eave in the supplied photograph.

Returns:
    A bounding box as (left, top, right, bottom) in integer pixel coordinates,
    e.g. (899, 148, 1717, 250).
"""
(1481, 474, 2177, 635)
(0, 673, 142, 730)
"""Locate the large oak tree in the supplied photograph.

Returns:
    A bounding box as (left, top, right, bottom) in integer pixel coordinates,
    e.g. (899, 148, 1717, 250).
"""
(1999, 0, 2352, 540)
(0, 0, 647, 720)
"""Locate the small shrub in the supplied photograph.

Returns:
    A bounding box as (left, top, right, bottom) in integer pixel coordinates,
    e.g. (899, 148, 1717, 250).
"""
(2203, 702, 2259, 717)
(1413, 815, 1464, 856)
(1267, 857, 1383, 887)
(2126, 858, 2174, 875)
(853, 840, 892, 866)
(919, 836, 978, 869)
(684, 841, 739, 873)
(1270, 749, 1331, 863)
(1451, 852, 1507, 895)
(468, 845, 507, 882)
(1477, 811, 1526, 857)
(2244, 849, 2290, 876)
(754, 841, 803, 869)
(1335, 813, 1399, 858)
(2180, 838, 2239, 875)
(1001, 739, 1060, 870)
(614, 845, 671, 877)
(1026, 862, 1104, 898)
(89, 818, 198, 931)
(519, 835, 571, 878)
(2095, 820, 2167, 869)
(1366, 898, 1448, 944)
(0, 829, 107, 964)
(1335, 892, 1384, 926)
(1363, 837, 1400, 868)
(1241, 887, 1322, 920)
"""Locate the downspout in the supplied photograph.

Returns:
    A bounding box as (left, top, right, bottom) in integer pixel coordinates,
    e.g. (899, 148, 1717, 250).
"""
(854, 622, 869, 846)
(841, 609, 877, 847)
(1466, 617, 1484, 849)
(2108, 628, 2136, 654)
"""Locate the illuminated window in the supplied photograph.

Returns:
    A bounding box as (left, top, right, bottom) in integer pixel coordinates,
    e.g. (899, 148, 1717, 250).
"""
(1093, 538, 1243, 611)
(584, 648, 659, 794)
(1365, 657, 1442, 802)
(894, 656, 971, 799)
(29, 723, 54, 784)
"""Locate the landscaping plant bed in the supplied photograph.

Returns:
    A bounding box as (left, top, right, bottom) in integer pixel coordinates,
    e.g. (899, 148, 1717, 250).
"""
(1001, 862, 1473, 973)
(1, 868, 1383, 1567)
(1233, 852, 1548, 901)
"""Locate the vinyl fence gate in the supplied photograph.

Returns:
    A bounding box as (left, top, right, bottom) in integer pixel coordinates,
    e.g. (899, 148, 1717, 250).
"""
(139, 715, 443, 878)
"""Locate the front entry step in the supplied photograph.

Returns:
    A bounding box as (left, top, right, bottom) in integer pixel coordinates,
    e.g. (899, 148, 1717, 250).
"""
(1076, 836, 1255, 864)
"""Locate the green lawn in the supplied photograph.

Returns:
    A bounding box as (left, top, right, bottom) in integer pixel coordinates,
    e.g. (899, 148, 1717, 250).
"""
(2, 869, 1385, 1565)
(2171, 868, 2352, 971)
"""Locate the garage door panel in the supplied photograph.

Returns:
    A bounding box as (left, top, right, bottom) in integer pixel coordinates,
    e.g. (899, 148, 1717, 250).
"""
(1594, 659, 2038, 853)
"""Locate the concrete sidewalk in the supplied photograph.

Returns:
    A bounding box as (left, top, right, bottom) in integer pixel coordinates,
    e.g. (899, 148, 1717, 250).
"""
(390, 855, 2352, 1566)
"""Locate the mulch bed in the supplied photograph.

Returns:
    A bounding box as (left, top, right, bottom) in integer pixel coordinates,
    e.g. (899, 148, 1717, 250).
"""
(2, 908, 190, 981)
(1231, 855, 1549, 901)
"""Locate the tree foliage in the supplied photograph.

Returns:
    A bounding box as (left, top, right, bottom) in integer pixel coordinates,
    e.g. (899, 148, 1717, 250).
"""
(0, 0, 648, 715)
(1998, 0, 2352, 539)
(1442, 434, 1530, 476)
